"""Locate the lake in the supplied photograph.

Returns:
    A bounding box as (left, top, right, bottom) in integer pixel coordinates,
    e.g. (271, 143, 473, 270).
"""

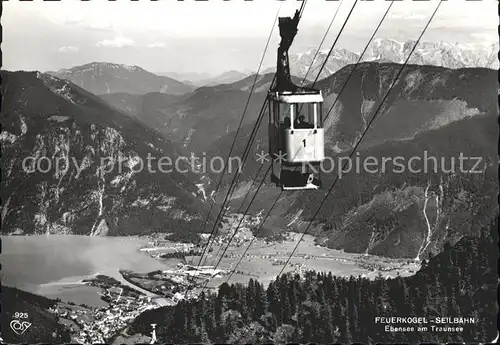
(1, 235, 180, 307)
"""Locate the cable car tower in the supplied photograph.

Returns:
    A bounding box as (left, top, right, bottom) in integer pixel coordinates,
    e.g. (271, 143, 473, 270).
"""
(268, 10, 325, 190)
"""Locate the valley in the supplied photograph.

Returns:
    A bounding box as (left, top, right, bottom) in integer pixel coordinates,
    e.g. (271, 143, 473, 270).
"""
(1, 218, 421, 343)
(1, 32, 497, 343)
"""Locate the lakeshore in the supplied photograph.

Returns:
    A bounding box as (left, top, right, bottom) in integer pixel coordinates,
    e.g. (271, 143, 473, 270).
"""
(1, 225, 419, 306)
(1, 225, 420, 342)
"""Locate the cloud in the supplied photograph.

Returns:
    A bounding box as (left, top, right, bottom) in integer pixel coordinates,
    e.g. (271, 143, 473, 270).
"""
(64, 18, 83, 25)
(96, 36, 135, 48)
(60, 16, 113, 31)
(147, 42, 166, 48)
(84, 22, 114, 32)
(58, 46, 79, 53)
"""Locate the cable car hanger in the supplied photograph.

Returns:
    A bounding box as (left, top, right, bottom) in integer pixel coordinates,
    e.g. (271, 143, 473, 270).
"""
(268, 9, 325, 191)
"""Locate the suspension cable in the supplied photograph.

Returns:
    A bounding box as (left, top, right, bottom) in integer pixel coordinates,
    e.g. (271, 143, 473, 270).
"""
(300, 0, 344, 86)
(196, 0, 309, 268)
(186, 0, 308, 296)
(222, 0, 395, 284)
(276, 0, 443, 278)
(196, 0, 358, 296)
(210, 0, 342, 264)
(184, 0, 442, 315)
(188, 2, 283, 266)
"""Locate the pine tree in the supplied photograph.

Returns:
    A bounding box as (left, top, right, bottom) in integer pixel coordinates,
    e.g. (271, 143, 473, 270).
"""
(267, 281, 280, 326)
(246, 278, 256, 320)
(254, 281, 267, 320)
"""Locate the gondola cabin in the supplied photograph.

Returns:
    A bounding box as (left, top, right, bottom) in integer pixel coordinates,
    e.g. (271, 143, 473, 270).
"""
(268, 89, 325, 190)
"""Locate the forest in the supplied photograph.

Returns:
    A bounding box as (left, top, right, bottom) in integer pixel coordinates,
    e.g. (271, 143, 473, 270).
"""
(129, 220, 498, 344)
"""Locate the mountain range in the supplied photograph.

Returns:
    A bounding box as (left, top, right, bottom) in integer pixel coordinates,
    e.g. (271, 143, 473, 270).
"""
(48, 62, 195, 96)
(48, 39, 498, 97)
(2, 30, 497, 345)
(99, 73, 308, 154)
(3, 38, 497, 260)
(160, 70, 252, 87)
(0, 71, 209, 238)
(264, 38, 499, 81)
(205, 63, 498, 259)
(96, 61, 499, 260)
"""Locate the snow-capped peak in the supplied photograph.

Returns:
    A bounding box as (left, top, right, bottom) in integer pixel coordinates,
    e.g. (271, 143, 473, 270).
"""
(286, 38, 498, 81)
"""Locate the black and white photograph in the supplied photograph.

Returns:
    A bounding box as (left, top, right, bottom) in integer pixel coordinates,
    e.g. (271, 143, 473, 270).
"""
(1, 0, 498, 343)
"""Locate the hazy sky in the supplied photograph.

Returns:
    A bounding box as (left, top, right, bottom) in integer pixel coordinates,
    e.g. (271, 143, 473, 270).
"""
(3, 0, 497, 75)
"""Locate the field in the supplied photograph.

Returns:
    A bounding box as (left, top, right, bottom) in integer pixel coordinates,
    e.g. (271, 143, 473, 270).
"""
(185, 231, 420, 289)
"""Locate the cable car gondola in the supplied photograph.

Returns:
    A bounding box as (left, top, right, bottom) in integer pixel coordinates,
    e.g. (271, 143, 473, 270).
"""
(268, 10, 325, 190)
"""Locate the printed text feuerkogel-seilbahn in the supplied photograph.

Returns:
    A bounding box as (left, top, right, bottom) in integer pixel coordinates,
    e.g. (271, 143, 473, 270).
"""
(374, 317, 476, 324)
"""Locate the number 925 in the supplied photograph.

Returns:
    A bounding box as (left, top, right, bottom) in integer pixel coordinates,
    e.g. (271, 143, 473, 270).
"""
(14, 312, 28, 319)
